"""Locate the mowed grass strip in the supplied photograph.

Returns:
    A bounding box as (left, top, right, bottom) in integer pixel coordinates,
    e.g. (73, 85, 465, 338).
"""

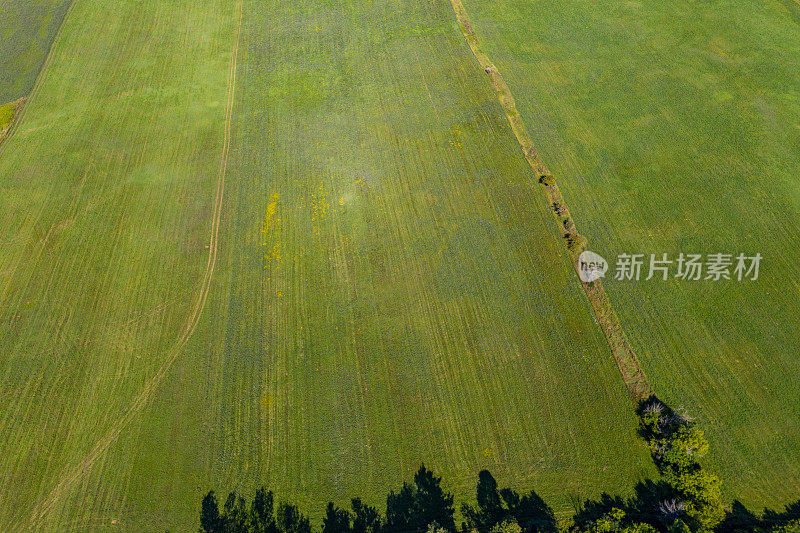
(104, 0, 654, 529)
(460, 0, 800, 509)
(0, 0, 239, 528)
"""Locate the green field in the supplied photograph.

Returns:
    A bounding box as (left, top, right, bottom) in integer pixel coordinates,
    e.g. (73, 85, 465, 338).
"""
(0, 0, 661, 530)
(459, 0, 800, 509)
(3, 0, 800, 530)
(0, 0, 240, 528)
(0, 0, 72, 104)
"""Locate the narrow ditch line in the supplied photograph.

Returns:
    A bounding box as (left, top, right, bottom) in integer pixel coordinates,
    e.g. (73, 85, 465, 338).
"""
(447, 0, 652, 402)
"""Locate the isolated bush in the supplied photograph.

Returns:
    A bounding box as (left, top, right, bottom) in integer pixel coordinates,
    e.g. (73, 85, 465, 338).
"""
(538, 174, 554, 186)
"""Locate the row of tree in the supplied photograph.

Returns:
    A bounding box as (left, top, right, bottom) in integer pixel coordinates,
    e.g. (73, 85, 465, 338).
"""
(199, 396, 799, 533)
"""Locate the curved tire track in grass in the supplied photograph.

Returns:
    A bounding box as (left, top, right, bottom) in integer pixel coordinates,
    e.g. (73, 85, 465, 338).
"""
(447, 0, 652, 401)
(25, 0, 244, 526)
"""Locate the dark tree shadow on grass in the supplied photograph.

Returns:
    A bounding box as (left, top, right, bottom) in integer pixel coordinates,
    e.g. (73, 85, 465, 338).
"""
(715, 500, 762, 532)
(571, 493, 627, 530)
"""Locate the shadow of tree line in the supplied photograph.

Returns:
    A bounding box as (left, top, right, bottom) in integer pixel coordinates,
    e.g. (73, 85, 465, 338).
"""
(199, 396, 800, 533)
(572, 480, 800, 532)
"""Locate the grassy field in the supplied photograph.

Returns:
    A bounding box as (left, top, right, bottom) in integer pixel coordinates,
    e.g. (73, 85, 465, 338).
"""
(0, 0, 657, 530)
(0, 0, 72, 104)
(459, 0, 800, 510)
(0, 0, 239, 528)
(100, 0, 656, 527)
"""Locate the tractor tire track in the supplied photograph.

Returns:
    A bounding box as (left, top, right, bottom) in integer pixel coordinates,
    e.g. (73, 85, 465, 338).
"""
(25, 0, 244, 527)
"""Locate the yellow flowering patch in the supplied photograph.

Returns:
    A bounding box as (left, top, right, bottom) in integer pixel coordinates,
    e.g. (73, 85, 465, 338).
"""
(261, 194, 283, 276)
(449, 126, 463, 148)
